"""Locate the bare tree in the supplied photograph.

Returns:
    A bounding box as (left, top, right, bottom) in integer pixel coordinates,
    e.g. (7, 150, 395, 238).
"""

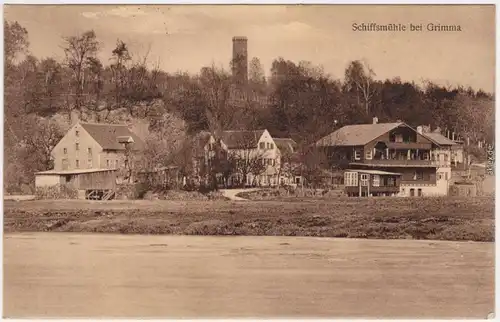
(344, 60, 377, 114)
(62, 30, 100, 121)
(227, 131, 268, 187)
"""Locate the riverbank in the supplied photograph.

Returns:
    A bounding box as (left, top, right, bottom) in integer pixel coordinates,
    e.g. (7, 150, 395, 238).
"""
(4, 197, 494, 242)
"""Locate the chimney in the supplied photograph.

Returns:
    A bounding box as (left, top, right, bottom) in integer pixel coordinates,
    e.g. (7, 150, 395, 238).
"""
(232, 36, 248, 86)
(372, 117, 378, 124)
(417, 126, 423, 134)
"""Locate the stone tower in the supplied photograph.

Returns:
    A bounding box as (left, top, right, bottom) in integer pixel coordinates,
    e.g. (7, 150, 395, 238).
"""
(232, 36, 248, 86)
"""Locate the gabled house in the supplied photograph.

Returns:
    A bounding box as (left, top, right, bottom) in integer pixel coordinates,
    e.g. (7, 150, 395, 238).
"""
(273, 138, 303, 185)
(51, 122, 145, 173)
(190, 129, 285, 187)
(36, 122, 145, 200)
(220, 129, 279, 187)
(316, 118, 450, 197)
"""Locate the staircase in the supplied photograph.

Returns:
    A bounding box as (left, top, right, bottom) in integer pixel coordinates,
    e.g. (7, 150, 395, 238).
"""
(102, 190, 115, 201)
(85, 189, 115, 201)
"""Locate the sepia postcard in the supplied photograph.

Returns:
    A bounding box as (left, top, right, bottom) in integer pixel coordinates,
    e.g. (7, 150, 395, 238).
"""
(3, 3, 496, 319)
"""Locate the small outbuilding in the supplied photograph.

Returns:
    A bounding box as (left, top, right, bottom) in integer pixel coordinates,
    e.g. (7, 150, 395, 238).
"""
(450, 181, 478, 197)
(35, 168, 118, 200)
(344, 169, 402, 197)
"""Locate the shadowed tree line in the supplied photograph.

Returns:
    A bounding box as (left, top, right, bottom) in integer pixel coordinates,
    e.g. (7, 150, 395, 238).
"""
(4, 21, 495, 193)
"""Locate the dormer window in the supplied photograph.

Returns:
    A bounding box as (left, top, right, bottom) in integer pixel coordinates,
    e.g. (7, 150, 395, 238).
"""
(354, 150, 361, 160)
(75, 130, 79, 137)
(365, 150, 372, 160)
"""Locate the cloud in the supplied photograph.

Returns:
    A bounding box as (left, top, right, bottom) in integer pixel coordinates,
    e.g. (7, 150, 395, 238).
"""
(81, 6, 148, 19)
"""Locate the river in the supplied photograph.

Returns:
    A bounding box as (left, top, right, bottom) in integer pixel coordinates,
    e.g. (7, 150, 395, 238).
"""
(3, 233, 494, 318)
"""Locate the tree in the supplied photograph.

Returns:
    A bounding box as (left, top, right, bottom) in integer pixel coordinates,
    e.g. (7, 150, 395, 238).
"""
(62, 30, 100, 115)
(344, 60, 377, 115)
(4, 20, 29, 66)
(249, 57, 265, 85)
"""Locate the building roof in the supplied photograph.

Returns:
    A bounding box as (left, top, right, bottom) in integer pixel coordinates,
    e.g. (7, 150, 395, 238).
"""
(315, 122, 403, 147)
(35, 168, 117, 175)
(346, 169, 402, 176)
(274, 138, 297, 156)
(80, 122, 145, 151)
(421, 132, 456, 146)
(221, 130, 265, 149)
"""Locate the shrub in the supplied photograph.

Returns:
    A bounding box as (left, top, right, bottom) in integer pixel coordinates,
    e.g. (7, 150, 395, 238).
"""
(35, 184, 78, 199)
(134, 183, 150, 199)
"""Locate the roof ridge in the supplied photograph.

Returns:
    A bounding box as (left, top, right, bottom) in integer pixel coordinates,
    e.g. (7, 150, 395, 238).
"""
(80, 121, 129, 127)
(223, 129, 265, 132)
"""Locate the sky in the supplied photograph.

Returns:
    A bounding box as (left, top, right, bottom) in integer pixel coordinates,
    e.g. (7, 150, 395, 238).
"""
(4, 4, 496, 93)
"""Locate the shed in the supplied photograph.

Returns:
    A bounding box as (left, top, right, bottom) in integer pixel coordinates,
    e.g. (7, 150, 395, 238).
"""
(35, 168, 118, 200)
(450, 181, 477, 197)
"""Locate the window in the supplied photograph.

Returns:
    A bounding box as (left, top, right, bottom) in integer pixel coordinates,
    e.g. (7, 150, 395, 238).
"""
(75, 159, 80, 169)
(354, 150, 361, 160)
(417, 188, 423, 197)
(413, 171, 424, 180)
(395, 134, 403, 143)
(62, 158, 69, 170)
(63, 148, 67, 154)
(360, 174, 369, 186)
(445, 172, 448, 180)
(270, 143, 274, 149)
(365, 150, 372, 160)
(272, 159, 275, 166)
(259, 142, 265, 149)
(88, 147, 92, 155)
(372, 175, 380, 187)
(438, 172, 443, 180)
(75, 130, 79, 137)
(75, 143, 79, 151)
(424, 153, 429, 160)
(387, 177, 395, 186)
(87, 159, 93, 168)
(106, 160, 110, 168)
(344, 171, 359, 187)
(116, 160, 118, 168)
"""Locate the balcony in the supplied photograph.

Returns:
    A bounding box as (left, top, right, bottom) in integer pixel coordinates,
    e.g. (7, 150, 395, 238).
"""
(351, 159, 435, 167)
(345, 186, 400, 194)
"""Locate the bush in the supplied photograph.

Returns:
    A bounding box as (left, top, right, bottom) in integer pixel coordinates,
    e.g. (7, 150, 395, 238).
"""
(20, 183, 34, 195)
(35, 184, 78, 200)
(134, 183, 150, 199)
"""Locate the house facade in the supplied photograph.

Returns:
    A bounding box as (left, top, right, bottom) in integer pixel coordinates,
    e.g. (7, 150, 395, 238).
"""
(273, 138, 303, 186)
(191, 129, 298, 187)
(51, 122, 145, 179)
(316, 118, 450, 197)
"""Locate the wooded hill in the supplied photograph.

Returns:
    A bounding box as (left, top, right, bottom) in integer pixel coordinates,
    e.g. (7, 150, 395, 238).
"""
(4, 21, 495, 193)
